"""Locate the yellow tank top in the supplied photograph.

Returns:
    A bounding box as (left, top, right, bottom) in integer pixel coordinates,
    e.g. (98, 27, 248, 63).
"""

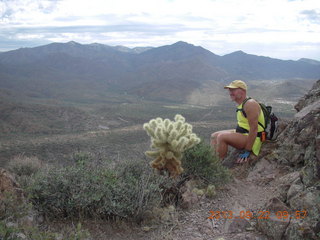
(237, 100, 265, 132)
(236, 98, 265, 156)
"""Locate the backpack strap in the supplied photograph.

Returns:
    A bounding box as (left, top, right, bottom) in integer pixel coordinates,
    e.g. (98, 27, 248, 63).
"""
(236, 97, 251, 118)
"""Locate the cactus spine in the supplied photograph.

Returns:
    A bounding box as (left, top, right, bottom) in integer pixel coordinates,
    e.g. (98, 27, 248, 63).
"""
(143, 114, 201, 177)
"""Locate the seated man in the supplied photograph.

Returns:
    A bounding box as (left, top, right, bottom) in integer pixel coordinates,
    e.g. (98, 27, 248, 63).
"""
(210, 80, 265, 164)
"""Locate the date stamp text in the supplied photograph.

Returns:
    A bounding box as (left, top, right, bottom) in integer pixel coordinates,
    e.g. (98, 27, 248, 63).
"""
(208, 210, 307, 220)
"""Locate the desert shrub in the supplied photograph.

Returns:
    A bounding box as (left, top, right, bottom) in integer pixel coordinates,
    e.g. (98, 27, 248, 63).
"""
(182, 141, 231, 184)
(27, 157, 165, 221)
(27, 164, 116, 219)
(7, 155, 42, 177)
(114, 159, 166, 219)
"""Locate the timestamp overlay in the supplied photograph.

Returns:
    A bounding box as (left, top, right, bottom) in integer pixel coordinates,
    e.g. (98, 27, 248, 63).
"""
(208, 210, 308, 221)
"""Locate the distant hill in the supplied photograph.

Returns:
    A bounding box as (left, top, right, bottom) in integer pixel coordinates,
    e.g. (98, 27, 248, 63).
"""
(0, 41, 319, 103)
(218, 51, 320, 80)
(298, 58, 320, 65)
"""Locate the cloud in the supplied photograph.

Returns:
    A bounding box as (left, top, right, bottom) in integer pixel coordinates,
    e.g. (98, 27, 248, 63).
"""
(300, 9, 320, 23)
(0, 0, 58, 20)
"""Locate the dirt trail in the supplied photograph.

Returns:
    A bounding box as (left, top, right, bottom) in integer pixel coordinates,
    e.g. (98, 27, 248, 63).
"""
(164, 165, 275, 240)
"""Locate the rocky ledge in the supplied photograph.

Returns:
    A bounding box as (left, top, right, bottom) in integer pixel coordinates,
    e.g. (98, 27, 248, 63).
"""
(256, 79, 320, 240)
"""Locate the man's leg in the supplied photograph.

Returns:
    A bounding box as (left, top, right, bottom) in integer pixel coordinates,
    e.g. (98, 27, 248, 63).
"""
(212, 131, 247, 159)
(211, 130, 234, 158)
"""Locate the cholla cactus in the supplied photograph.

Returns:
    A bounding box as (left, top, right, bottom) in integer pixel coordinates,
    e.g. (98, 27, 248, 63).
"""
(143, 114, 201, 177)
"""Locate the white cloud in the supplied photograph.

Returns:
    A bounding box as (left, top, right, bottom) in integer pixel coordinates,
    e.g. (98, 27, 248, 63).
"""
(0, 0, 320, 60)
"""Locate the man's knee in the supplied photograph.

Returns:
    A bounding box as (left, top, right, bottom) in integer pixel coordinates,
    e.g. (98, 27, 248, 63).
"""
(211, 130, 229, 139)
(211, 132, 219, 140)
(215, 131, 230, 142)
(211, 131, 224, 146)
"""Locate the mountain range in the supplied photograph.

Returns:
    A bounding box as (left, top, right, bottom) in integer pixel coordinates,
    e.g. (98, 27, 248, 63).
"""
(0, 41, 319, 103)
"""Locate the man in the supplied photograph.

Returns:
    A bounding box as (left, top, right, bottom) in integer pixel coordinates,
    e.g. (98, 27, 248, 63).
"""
(210, 80, 265, 164)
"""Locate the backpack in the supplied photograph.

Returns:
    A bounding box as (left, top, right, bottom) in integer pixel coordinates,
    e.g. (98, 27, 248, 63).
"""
(240, 97, 279, 141)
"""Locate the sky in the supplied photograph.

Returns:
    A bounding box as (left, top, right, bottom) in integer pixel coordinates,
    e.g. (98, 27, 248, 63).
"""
(1, 0, 320, 60)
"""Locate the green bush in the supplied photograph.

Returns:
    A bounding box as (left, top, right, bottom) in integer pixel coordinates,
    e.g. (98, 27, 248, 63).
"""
(27, 157, 165, 221)
(28, 164, 115, 219)
(182, 141, 231, 184)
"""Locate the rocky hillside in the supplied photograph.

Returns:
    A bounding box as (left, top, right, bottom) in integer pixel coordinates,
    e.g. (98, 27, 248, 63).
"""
(253, 79, 320, 239)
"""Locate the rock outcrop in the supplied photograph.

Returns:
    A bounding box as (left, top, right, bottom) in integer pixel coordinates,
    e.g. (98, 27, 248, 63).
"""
(257, 80, 320, 240)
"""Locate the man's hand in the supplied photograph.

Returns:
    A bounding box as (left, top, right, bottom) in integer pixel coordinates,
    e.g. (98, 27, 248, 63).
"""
(236, 150, 251, 164)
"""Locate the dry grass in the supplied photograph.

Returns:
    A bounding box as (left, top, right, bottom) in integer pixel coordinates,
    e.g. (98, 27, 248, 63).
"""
(7, 154, 43, 176)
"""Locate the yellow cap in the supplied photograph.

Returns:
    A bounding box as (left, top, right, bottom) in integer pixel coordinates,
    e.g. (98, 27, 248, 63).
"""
(224, 80, 247, 90)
